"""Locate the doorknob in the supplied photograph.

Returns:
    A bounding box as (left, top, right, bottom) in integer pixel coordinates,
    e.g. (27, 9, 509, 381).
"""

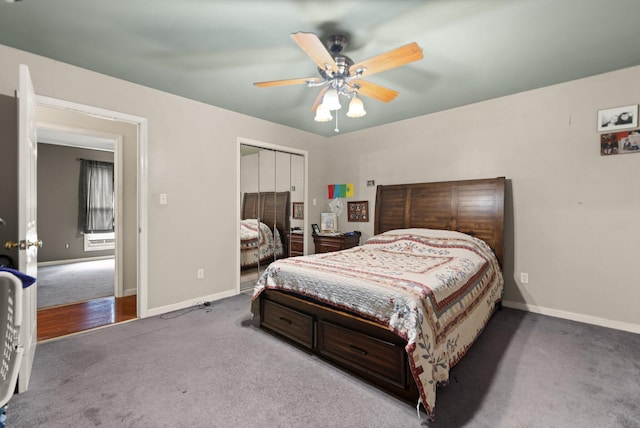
(4, 239, 43, 250)
(4, 241, 21, 250)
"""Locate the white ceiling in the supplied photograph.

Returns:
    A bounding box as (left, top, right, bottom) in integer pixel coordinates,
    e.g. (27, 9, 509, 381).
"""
(2, 0, 640, 137)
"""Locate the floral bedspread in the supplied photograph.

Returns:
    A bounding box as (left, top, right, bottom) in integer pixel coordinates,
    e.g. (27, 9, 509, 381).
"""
(251, 228, 503, 419)
(240, 219, 283, 268)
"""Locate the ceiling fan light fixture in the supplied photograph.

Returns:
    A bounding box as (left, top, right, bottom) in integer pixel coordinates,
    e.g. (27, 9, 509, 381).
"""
(322, 88, 342, 111)
(346, 95, 366, 118)
(255, 32, 424, 129)
(314, 103, 333, 122)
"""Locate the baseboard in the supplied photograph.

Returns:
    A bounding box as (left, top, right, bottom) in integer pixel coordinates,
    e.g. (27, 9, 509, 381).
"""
(144, 289, 238, 318)
(122, 288, 137, 297)
(38, 255, 115, 267)
(503, 300, 640, 334)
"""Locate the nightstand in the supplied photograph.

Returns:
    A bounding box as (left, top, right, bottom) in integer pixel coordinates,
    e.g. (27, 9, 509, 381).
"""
(313, 232, 360, 254)
(289, 232, 304, 257)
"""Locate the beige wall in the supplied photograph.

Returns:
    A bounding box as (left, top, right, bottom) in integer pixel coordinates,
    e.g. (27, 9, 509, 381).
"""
(0, 43, 325, 313)
(1, 42, 638, 332)
(324, 66, 640, 332)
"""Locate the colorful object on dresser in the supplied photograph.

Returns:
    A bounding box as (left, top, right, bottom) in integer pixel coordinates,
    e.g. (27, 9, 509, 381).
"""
(327, 184, 354, 199)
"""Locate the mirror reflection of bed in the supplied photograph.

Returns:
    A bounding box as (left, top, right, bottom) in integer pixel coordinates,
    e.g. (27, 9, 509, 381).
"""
(239, 191, 289, 290)
(239, 144, 304, 292)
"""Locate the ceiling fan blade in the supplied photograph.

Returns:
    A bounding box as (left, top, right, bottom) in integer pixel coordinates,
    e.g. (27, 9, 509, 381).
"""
(291, 32, 338, 74)
(355, 80, 399, 103)
(310, 87, 329, 112)
(349, 42, 423, 78)
(254, 77, 322, 88)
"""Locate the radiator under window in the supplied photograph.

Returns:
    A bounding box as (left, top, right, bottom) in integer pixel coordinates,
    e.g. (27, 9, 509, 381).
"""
(83, 232, 115, 252)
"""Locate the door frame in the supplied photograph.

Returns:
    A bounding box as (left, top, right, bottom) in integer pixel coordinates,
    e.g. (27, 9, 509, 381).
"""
(36, 95, 150, 318)
(236, 137, 309, 294)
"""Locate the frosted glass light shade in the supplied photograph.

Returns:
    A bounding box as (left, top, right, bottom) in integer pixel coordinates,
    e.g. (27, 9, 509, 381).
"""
(314, 103, 333, 122)
(347, 96, 366, 118)
(322, 89, 342, 111)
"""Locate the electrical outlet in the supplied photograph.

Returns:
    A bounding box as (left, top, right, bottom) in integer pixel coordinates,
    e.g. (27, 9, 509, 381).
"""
(197, 268, 204, 279)
(520, 272, 529, 284)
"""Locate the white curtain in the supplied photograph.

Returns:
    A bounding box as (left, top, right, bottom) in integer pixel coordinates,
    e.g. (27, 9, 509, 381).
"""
(79, 160, 114, 233)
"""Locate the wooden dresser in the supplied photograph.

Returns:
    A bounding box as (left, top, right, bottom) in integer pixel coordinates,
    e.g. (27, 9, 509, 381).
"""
(313, 232, 360, 254)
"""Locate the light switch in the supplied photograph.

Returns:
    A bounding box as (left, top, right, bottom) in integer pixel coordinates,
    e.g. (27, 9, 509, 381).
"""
(160, 193, 167, 205)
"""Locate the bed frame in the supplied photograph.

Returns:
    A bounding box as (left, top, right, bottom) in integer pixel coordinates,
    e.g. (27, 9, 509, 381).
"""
(241, 191, 290, 264)
(259, 177, 505, 403)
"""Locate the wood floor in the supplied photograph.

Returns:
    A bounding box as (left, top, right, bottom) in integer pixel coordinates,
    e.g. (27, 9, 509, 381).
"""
(37, 295, 137, 342)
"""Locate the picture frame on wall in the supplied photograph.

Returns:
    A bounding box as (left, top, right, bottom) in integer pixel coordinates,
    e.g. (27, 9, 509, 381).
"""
(292, 202, 304, 219)
(600, 130, 640, 156)
(597, 105, 638, 132)
(347, 201, 369, 222)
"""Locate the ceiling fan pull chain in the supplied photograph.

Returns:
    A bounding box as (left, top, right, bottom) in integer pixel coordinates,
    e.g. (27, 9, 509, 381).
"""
(335, 113, 339, 132)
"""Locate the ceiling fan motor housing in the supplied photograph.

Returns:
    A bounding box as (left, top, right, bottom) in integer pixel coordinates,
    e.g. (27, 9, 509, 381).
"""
(326, 34, 348, 54)
(318, 55, 353, 80)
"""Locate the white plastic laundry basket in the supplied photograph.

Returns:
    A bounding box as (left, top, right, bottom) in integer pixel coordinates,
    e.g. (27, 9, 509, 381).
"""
(0, 272, 23, 408)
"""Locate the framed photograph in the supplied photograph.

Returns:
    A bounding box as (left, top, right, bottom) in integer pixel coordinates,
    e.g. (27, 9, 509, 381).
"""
(347, 200, 369, 222)
(311, 223, 320, 235)
(597, 105, 638, 132)
(320, 212, 337, 233)
(292, 202, 304, 219)
(600, 130, 640, 156)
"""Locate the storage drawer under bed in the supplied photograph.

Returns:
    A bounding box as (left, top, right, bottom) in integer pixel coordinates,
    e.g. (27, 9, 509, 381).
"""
(317, 319, 408, 389)
(259, 289, 419, 402)
(261, 299, 314, 349)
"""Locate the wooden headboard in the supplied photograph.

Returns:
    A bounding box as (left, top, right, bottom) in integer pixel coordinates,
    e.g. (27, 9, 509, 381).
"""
(241, 191, 290, 236)
(374, 177, 505, 266)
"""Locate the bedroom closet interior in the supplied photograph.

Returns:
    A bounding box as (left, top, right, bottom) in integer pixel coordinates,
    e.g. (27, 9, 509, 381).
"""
(239, 144, 304, 291)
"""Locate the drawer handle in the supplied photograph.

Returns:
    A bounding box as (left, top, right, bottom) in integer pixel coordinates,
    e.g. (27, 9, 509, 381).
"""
(279, 317, 292, 325)
(349, 345, 368, 356)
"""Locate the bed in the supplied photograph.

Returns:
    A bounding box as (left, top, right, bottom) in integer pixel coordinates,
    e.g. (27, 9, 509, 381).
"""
(251, 177, 505, 420)
(240, 191, 290, 269)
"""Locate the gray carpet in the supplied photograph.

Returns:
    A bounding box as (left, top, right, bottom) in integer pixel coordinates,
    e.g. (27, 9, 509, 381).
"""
(8, 293, 640, 427)
(37, 259, 115, 308)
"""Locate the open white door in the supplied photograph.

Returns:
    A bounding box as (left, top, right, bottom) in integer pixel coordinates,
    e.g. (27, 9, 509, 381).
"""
(16, 64, 39, 392)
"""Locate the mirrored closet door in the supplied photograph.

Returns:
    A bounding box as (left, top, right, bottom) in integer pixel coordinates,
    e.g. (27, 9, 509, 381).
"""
(240, 143, 305, 292)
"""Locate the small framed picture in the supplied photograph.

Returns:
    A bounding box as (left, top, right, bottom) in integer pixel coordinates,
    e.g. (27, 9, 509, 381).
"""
(320, 212, 337, 233)
(597, 105, 638, 132)
(292, 202, 304, 219)
(311, 223, 320, 234)
(347, 201, 369, 222)
(600, 130, 640, 156)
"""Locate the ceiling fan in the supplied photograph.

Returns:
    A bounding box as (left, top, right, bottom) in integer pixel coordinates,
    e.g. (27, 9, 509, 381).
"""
(254, 32, 423, 127)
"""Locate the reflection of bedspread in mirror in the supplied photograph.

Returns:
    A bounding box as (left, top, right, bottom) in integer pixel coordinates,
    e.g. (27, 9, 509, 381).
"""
(240, 219, 283, 268)
(252, 228, 503, 419)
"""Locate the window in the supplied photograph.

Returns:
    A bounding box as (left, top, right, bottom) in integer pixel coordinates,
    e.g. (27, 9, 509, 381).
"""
(79, 160, 114, 233)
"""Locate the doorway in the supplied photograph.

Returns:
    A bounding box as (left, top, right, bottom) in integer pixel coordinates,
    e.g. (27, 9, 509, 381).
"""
(37, 129, 119, 309)
(32, 97, 148, 339)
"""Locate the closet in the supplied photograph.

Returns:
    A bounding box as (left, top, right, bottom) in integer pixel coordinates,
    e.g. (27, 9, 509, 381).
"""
(239, 143, 305, 291)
